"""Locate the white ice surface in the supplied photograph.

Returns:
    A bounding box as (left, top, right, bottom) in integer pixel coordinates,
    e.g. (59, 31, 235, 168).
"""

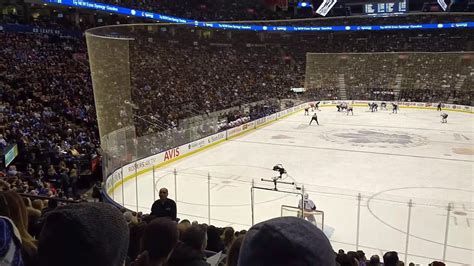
(115, 107, 474, 265)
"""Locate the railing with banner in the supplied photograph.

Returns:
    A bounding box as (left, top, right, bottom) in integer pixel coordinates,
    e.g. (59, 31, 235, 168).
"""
(102, 100, 473, 265)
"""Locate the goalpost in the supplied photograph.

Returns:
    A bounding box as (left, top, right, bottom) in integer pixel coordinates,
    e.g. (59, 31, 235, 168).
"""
(250, 178, 324, 229)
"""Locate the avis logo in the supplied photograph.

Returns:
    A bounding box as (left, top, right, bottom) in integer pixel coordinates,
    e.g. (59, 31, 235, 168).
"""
(164, 148, 180, 161)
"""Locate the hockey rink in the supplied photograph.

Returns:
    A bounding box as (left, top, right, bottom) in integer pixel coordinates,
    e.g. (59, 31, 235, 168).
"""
(118, 106, 473, 265)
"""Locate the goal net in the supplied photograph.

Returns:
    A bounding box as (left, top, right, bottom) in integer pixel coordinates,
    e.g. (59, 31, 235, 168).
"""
(281, 205, 325, 230)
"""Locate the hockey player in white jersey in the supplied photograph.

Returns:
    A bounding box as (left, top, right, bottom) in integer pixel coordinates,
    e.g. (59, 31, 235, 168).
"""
(298, 193, 317, 224)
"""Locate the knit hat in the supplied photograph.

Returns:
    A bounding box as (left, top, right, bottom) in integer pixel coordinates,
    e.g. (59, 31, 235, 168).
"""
(0, 216, 23, 266)
(38, 202, 129, 266)
(238, 216, 335, 266)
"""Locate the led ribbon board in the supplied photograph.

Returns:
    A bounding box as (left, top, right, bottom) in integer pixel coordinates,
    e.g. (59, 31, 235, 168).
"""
(44, 0, 474, 32)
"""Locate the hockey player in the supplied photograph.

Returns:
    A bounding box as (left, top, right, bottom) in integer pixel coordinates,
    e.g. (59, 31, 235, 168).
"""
(315, 101, 321, 111)
(437, 102, 442, 112)
(372, 103, 378, 112)
(336, 104, 342, 112)
(341, 102, 348, 112)
(441, 113, 448, 123)
(309, 112, 319, 125)
(392, 103, 398, 114)
(298, 193, 317, 224)
(347, 106, 354, 116)
(381, 102, 388, 110)
(304, 107, 310, 116)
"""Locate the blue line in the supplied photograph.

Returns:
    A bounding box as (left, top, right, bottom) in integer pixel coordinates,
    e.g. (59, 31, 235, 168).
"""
(44, 0, 474, 32)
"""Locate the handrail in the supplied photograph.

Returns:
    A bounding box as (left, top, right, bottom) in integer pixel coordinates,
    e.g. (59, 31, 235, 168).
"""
(19, 193, 81, 204)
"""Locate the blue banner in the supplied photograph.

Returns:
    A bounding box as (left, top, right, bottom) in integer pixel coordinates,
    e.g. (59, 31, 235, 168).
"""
(0, 23, 83, 37)
(44, 0, 474, 32)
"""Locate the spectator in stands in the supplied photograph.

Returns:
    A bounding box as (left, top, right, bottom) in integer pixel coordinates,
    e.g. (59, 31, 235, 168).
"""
(206, 225, 225, 252)
(383, 251, 400, 266)
(0, 216, 23, 265)
(336, 252, 359, 266)
(41, 198, 58, 216)
(133, 218, 179, 266)
(128, 220, 147, 262)
(31, 199, 44, 212)
(238, 216, 335, 266)
(37, 202, 129, 266)
(222, 227, 235, 253)
(151, 188, 177, 221)
(0, 134, 7, 149)
(24, 197, 41, 236)
(429, 262, 445, 266)
(178, 220, 192, 240)
(69, 166, 79, 198)
(356, 250, 367, 265)
(124, 211, 138, 225)
(0, 191, 37, 266)
(168, 224, 210, 266)
(368, 254, 381, 266)
(0, 179, 10, 191)
(7, 165, 18, 177)
(225, 235, 244, 266)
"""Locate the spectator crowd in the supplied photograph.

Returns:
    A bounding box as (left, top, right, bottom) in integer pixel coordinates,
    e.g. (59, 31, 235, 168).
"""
(1, 12, 472, 199)
(0, 4, 472, 266)
(0, 189, 452, 266)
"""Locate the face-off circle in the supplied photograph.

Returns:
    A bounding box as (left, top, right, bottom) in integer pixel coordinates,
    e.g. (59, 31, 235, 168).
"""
(322, 129, 428, 148)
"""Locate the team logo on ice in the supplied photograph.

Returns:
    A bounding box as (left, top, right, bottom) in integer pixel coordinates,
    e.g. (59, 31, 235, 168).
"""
(322, 129, 427, 148)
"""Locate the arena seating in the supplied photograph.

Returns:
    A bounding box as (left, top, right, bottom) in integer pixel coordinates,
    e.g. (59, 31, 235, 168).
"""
(0, 7, 472, 266)
(1, 13, 472, 193)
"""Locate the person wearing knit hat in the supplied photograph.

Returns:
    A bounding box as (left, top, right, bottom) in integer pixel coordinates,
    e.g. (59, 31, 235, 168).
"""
(238, 216, 335, 266)
(37, 202, 129, 266)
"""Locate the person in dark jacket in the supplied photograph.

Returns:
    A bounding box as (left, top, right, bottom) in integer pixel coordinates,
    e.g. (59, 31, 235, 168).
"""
(150, 188, 177, 221)
(168, 225, 210, 266)
(206, 226, 224, 253)
(133, 218, 179, 266)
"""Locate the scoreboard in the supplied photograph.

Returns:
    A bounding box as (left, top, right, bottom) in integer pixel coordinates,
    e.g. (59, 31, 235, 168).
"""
(365, 0, 407, 13)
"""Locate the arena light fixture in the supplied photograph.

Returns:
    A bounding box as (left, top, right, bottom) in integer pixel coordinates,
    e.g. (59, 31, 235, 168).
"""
(438, 0, 448, 10)
(315, 0, 338, 16)
(297, 1, 313, 8)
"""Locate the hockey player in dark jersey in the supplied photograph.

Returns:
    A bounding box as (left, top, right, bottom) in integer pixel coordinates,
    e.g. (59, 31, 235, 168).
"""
(372, 103, 378, 112)
(392, 103, 398, 114)
(309, 113, 319, 125)
(381, 102, 388, 110)
(315, 101, 321, 111)
(441, 113, 448, 123)
(304, 107, 310, 116)
(437, 102, 442, 112)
